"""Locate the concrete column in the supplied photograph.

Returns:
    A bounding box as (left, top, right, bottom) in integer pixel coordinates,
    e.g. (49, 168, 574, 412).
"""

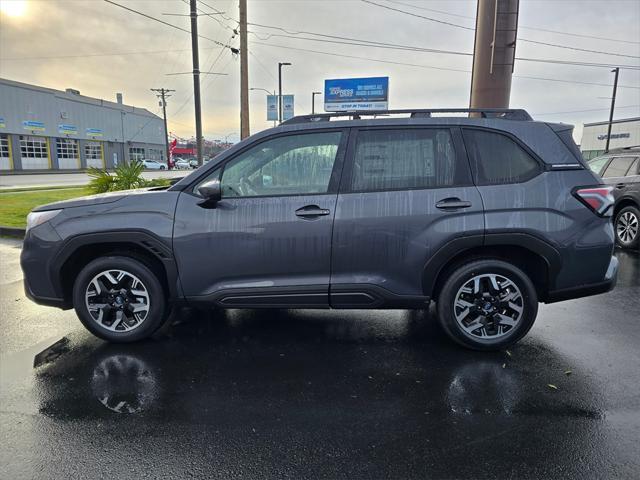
(9, 134, 22, 170)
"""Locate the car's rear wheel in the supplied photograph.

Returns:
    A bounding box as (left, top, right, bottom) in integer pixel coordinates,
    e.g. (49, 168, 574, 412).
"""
(436, 259, 538, 350)
(73, 256, 167, 342)
(615, 205, 639, 249)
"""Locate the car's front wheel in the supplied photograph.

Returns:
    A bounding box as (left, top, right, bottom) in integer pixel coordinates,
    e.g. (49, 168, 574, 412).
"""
(615, 205, 639, 249)
(436, 259, 538, 350)
(72, 256, 168, 342)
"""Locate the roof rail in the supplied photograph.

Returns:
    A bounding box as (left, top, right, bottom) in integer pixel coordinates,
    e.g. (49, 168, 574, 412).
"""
(281, 108, 533, 125)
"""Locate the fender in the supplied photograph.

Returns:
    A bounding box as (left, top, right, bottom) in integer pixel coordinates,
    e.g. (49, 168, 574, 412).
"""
(50, 230, 182, 301)
(422, 232, 562, 298)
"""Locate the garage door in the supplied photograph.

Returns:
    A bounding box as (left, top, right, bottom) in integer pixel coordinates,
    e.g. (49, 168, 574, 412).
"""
(0, 134, 11, 170)
(56, 138, 80, 169)
(85, 142, 104, 169)
(20, 136, 49, 169)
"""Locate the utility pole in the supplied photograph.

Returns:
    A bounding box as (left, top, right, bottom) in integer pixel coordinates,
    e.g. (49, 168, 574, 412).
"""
(278, 62, 291, 124)
(189, 0, 204, 166)
(469, 0, 519, 113)
(605, 67, 619, 153)
(239, 0, 250, 139)
(151, 88, 175, 169)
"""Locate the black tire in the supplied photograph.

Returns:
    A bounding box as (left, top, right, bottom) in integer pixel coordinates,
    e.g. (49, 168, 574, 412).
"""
(614, 205, 640, 249)
(72, 256, 168, 343)
(160, 165, 166, 170)
(436, 259, 538, 351)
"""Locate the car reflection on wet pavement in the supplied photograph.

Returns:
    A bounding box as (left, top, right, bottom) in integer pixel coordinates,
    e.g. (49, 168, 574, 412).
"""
(0, 242, 639, 479)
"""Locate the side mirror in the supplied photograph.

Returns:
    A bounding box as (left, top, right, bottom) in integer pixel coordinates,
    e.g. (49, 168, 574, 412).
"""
(197, 178, 222, 208)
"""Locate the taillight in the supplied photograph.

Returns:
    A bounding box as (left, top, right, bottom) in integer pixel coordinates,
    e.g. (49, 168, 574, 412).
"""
(573, 186, 614, 216)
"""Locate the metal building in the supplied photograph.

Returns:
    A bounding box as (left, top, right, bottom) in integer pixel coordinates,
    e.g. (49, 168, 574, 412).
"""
(0, 78, 166, 171)
(580, 117, 640, 160)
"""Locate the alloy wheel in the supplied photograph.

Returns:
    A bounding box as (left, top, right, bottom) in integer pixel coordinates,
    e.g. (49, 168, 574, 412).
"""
(453, 273, 524, 340)
(85, 269, 150, 332)
(617, 211, 639, 245)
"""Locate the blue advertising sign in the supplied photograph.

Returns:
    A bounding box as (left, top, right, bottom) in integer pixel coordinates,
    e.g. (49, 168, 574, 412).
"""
(324, 77, 388, 112)
(58, 124, 78, 135)
(267, 95, 278, 121)
(282, 94, 294, 120)
(86, 127, 103, 138)
(22, 120, 45, 132)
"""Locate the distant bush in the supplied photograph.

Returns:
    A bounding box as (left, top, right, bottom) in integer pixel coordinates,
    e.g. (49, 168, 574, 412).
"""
(88, 163, 170, 194)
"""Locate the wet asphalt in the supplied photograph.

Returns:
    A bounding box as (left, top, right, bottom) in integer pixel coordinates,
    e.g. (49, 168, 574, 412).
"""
(0, 239, 639, 479)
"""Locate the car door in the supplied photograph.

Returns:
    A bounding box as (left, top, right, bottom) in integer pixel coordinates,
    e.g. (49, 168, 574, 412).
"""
(173, 129, 348, 307)
(330, 126, 484, 307)
(600, 156, 639, 200)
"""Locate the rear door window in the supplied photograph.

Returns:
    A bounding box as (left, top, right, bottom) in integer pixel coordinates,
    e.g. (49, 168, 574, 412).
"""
(349, 128, 469, 191)
(602, 156, 636, 178)
(462, 129, 541, 185)
(625, 158, 638, 176)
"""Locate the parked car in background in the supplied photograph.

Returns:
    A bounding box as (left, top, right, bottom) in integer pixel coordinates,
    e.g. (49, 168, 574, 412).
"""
(21, 108, 618, 350)
(174, 159, 191, 170)
(588, 147, 639, 249)
(189, 158, 199, 169)
(139, 159, 166, 170)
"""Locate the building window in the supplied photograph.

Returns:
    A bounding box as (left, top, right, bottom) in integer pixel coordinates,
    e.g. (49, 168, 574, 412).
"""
(129, 147, 145, 162)
(56, 138, 80, 169)
(85, 142, 104, 169)
(19, 135, 49, 169)
(0, 134, 11, 170)
(147, 148, 164, 161)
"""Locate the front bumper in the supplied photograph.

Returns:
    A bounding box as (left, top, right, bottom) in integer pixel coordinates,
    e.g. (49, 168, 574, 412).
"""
(546, 255, 618, 303)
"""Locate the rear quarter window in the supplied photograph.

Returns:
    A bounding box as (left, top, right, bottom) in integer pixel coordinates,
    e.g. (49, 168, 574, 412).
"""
(462, 129, 541, 185)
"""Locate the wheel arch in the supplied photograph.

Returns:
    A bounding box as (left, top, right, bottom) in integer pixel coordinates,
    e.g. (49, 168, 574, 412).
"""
(613, 197, 639, 218)
(52, 231, 181, 307)
(423, 234, 561, 303)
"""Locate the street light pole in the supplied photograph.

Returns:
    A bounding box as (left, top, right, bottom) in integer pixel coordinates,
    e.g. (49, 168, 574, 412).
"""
(605, 67, 619, 153)
(278, 62, 291, 124)
(250, 87, 277, 127)
(311, 91, 321, 114)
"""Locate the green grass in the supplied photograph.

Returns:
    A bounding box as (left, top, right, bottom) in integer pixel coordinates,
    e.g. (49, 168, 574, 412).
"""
(0, 187, 91, 228)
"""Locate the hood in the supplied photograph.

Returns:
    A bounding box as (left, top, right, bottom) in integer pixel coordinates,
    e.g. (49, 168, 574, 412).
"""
(32, 187, 168, 212)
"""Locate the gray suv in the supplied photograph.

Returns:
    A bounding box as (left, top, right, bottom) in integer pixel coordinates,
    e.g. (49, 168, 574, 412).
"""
(21, 109, 618, 350)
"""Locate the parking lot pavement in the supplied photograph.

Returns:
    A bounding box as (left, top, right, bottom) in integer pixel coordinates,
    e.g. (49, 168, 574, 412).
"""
(0, 170, 186, 189)
(0, 240, 638, 479)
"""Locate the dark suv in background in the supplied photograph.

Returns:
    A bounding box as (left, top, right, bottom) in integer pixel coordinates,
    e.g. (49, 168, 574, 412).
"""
(588, 147, 640, 249)
(21, 109, 618, 350)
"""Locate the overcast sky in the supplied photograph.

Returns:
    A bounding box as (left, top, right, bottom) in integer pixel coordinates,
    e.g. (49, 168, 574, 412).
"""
(1, 0, 639, 143)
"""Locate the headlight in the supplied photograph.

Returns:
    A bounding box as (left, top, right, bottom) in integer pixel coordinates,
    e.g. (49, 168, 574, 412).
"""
(26, 209, 62, 232)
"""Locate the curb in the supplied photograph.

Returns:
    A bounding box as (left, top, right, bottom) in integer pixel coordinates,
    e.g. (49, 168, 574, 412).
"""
(0, 226, 25, 239)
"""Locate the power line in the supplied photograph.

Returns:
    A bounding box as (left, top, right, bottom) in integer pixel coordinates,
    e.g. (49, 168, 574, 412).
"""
(386, 0, 640, 45)
(0, 47, 221, 61)
(361, 0, 640, 59)
(251, 41, 640, 89)
(533, 105, 640, 116)
(103, 0, 235, 49)
(250, 31, 640, 70)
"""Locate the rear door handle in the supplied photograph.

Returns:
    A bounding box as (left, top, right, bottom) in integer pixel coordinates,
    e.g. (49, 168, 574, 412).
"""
(435, 198, 472, 210)
(615, 183, 626, 189)
(295, 205, 331, 218)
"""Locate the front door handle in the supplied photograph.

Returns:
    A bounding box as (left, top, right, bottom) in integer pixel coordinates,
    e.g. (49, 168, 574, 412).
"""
(295, 205, 331, 218)
(435, 198, 472, 210)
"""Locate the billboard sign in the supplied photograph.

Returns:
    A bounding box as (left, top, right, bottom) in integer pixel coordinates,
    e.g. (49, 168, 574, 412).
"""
(282, 95, 294, 120)
(324, 77, 388, 112)
(267, 95, 278, 121)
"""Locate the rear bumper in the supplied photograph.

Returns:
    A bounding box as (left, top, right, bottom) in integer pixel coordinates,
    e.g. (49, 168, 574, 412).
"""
(546, 255, 618, 303)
